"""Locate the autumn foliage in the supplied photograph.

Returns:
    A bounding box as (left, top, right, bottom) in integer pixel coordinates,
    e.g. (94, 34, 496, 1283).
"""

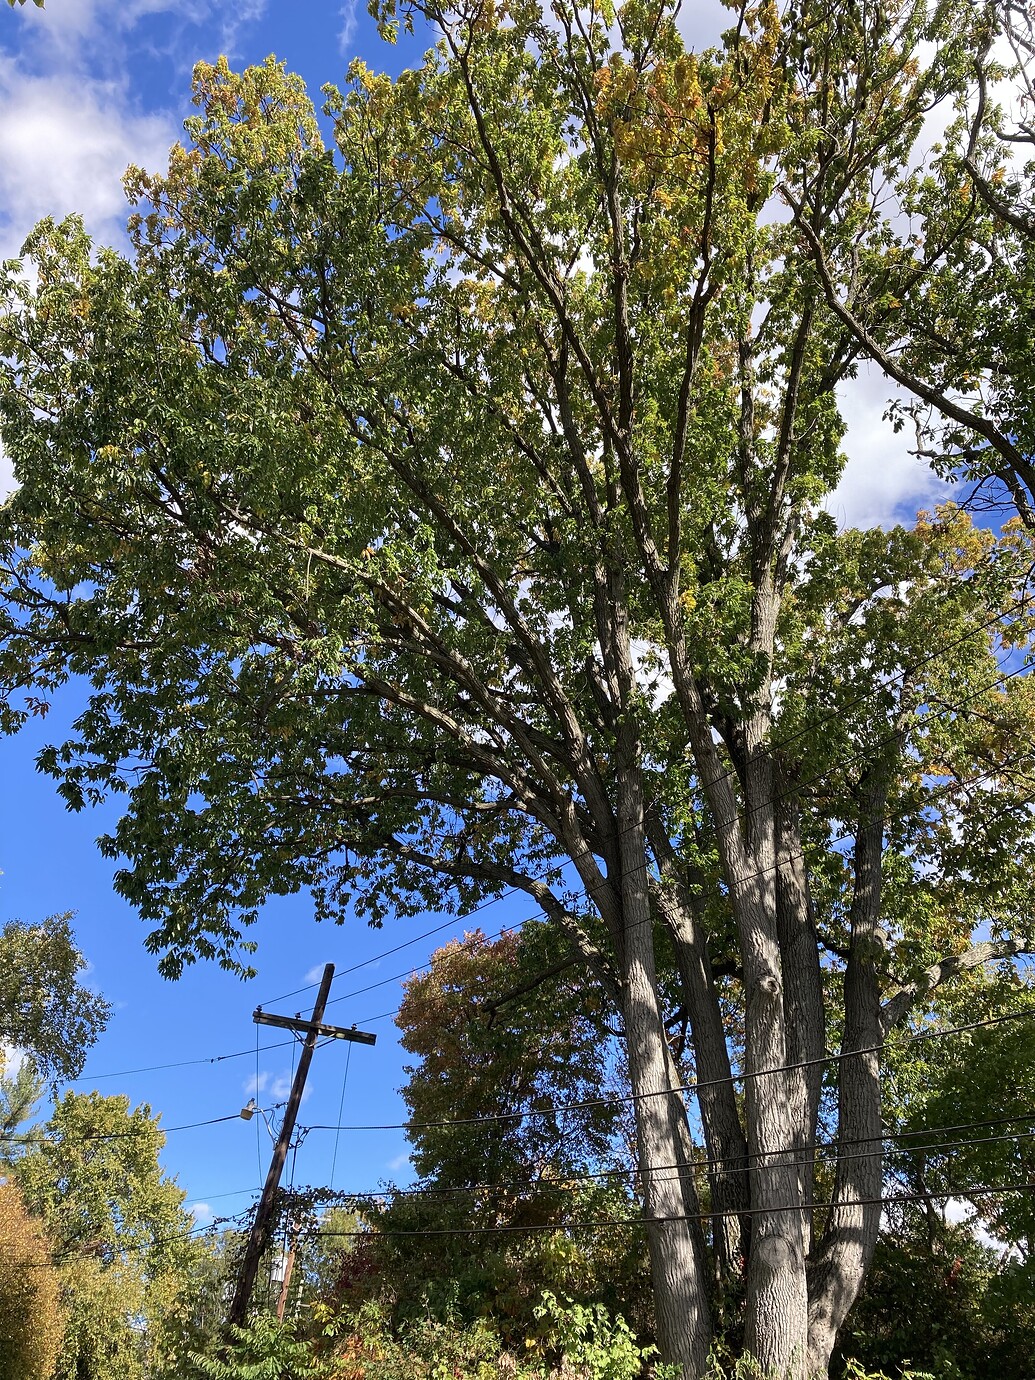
(0, 1181, 64, 1380)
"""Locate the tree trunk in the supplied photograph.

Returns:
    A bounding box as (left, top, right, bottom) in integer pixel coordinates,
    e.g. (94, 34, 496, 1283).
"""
(806, 790, 887, 1375)
(616, 769, 712, 1376)
(654, 873, 749, 1281)
(735, 861, 811, 1378)
(775, 795, 826, 1253)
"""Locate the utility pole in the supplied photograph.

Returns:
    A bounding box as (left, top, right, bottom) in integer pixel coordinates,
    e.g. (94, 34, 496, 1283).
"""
(225, 963, 376, 1331)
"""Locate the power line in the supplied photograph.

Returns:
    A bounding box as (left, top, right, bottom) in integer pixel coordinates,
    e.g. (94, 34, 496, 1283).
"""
(314, 658, 1035, 1018)
(10, 625, 1024, 1192)
(266, 1117, 1035, 1207)
(317, 730, 1035, 1038)
(295, 1008, 1035, 1135)
(10, 1131, 1035, 1264)
(0, 1104, 286, 1147)
(297, 1181, 1035, 1240)
(68, 1038, 296, 1084)
(42, 725, 1034, 1140)
(97, 1112, 1035, 1225)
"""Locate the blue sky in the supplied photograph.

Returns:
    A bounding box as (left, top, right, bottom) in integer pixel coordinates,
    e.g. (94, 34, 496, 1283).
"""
(0, 0, 950, 1232)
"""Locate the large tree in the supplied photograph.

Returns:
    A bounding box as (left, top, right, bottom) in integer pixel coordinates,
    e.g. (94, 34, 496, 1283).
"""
(1, 2, 1035, 1374)
(13, 1091, 206, 1380)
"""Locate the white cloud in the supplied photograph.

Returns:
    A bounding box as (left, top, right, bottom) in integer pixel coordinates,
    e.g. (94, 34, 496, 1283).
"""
(244, 1071, 269, 1096)
(219, 0, 268, 59)
(0, 441, 14, 504)
(387, 1151, 411, 1173)
(338, 0, 360, 58)
(0, 59, 176, 259)
(304, 964, 326, 985)
(825, 362, 951, 531)
(675, 0, 729, 51)
(190, 1200, 213, 1223)
(268, 1071, 310, 1101)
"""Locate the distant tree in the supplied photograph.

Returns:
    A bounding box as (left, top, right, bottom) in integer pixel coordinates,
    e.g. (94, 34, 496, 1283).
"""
(13, 1091, 205, 1380)
(0, 913, 110, 1083)
(353, 927, 649, 1341)
(0, 1181, 64, 1380)
(0, 1055, 42, 1153)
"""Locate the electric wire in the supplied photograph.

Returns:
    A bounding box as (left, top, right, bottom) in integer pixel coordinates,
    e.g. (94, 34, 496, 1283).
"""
(154, 1112, 1035, 1224)
(45, 726, 1035, 1135)
(294, 738, 1035, 1057)
(67, 1037, 296, 1084)
(255, 1016, 263, 1189)
(294, 1008, 1035, 1134)
(49, 724, 1035, 1101)
(297, 1181, 1035, 1239)
(12, 1145, 1034, 1263)
(264, 1118, 1035, 1206)
(0, 1104, 286, 1147)
(313, 652, 1035, 1017)
(329, 1041, 353, 1190)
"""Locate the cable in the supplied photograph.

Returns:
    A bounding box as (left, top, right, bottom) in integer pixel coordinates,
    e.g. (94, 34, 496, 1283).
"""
(296, 1180, 1035, 1240)
(329, 1041, 353, 1190)
(68, 1037, 296, 1084)
(295, 1008, 1035, 1135)
(300, 735, 1035, 1045)
(139, 1113, 1035, 1225)
(11, 1123, 1034, 1265)
(11, 628, 1022, 1189)
(313, 655, 1035, 1021)
(0, 1104, 286, 1147)
(311, 731, 1035, 1054)
(266, 1119, 1035, 1207)
(255, 1016, 263, 1190)
(259, 892, 531, 1007)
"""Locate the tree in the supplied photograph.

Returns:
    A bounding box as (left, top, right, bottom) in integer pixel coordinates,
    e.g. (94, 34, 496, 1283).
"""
(1, 4, 1035, 1375)
(0, 912, 111, 1083)
(354, 928, 650, 1343)
(0, 1054, 43, 1152)
(13, 1091, 207, 1380)
(782, 0, 1035, 527)
(0, 1181, 64, 1380)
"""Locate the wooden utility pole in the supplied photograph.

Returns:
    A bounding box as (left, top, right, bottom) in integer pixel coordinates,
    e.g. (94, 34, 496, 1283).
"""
(225, 963, 376, 1330)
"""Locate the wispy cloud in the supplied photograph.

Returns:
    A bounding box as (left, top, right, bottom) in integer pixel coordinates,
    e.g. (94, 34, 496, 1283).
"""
(338, 0, 360, 58)
(219, 0, 268, 60)
(190, 1200, 213, 1224)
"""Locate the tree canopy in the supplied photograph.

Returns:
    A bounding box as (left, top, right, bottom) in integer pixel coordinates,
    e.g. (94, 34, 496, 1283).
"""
(1, 0, 1035, 1375)
(0, 913, 111, 1083)
(13, 1091, 207, 1380)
